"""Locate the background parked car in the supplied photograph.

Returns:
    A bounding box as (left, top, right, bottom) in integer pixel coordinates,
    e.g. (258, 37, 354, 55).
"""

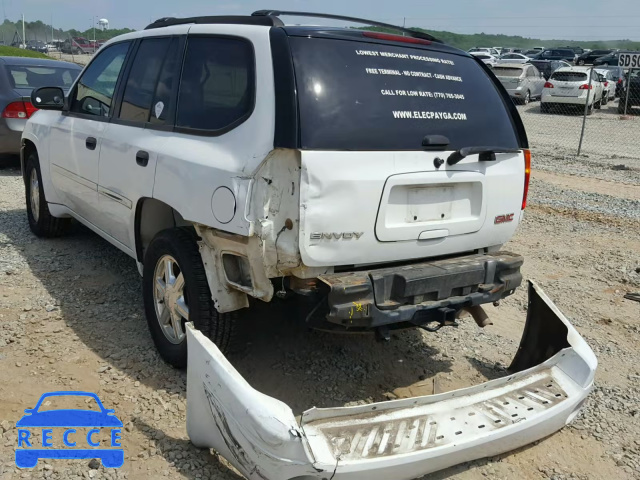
(617, 70, 640, 113)
(528, 59, 571, 80)
(0, 57, 81, 156)
(26, 40, 48, 54)
(541, 67, 604, 115)
(593, 51, 638, 66)
(596, 66, 627, 97)
(469, 47, 500, 56)
(493, 63, 546, 104)
(595, 68, 618, 102)
(470, 52, 497, 67)
(532, 49, 576, 62)
(498, 53, 532, 64)
(576, 49, 614, 65)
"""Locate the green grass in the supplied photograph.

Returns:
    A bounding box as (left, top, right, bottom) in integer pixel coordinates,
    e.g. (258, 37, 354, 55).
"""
(0, 45, 49, 59)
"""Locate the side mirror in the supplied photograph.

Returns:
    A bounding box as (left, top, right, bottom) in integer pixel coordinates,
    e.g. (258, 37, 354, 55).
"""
(31, 87, 65, 110)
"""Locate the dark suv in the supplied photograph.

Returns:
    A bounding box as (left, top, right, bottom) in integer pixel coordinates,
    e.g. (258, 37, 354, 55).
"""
(576, 49, 614, 65)
(533, 49, 576, 62)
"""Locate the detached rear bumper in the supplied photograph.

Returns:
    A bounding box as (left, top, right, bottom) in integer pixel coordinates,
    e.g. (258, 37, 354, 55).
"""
(186, 281, 596, 480)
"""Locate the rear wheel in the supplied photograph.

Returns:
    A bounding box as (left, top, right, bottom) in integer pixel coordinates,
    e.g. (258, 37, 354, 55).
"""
(587, 103, 594, 115)
(143, 227, 239, 368)
(25, 152, 71, 237)
(523, 90, 531, 105)
(594, 99, 602, 109)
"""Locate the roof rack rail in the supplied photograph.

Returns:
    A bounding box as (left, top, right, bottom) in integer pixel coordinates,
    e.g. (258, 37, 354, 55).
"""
(145, 15, 284, 30)
(252, 10, 440, 42)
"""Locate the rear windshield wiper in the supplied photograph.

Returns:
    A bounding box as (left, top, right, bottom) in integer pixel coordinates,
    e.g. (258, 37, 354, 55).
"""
(447, 146, 520, 165)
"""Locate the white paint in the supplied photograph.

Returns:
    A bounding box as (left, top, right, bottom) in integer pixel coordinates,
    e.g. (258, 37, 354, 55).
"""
(154, 101, 164, 119)
(186, 281, 597, 480)
(210, 187, 236, 224)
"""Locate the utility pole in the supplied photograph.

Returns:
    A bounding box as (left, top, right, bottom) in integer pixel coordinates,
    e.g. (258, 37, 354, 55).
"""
(22, 13, 25, 48)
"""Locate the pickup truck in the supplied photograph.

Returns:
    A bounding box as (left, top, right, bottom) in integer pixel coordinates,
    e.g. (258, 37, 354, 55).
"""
(22, 10, 596, 480)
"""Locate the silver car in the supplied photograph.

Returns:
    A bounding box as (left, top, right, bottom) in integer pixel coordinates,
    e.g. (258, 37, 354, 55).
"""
(0, 57, 81, 157)
(493, 63, 546, 104)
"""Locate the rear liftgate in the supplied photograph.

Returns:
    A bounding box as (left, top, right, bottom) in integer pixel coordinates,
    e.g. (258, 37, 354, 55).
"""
(186, 281, 596, 480)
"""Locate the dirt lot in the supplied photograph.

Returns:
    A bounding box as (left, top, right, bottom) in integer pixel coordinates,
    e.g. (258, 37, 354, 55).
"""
(0, 140, 639, 478)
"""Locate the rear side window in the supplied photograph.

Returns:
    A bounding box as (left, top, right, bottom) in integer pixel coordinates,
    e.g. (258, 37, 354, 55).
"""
(6, 65, 79, 89)
(493, 67, 523, 77)
(290, 37, 519, 150)
(119, 37, 172, 123)
(551, 72, 587, 82)
(176, 37, 254, 132)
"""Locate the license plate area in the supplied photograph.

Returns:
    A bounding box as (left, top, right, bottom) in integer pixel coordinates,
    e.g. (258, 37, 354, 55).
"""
(376, 173, 486, 242)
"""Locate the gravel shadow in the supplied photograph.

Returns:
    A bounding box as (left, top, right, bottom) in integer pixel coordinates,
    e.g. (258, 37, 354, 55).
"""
(1, 207, 452, 414)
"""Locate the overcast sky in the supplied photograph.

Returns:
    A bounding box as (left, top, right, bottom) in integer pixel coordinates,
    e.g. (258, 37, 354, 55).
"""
(7, 0, 640, 40)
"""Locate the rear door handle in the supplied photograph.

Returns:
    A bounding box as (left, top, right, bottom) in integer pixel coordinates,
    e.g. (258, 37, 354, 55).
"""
(85, 137, 97, 150)
(136, 150, 149, 167)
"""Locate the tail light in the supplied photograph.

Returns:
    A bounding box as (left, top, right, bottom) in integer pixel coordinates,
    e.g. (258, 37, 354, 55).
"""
(544, 82, 554, 88)
(2, 100, 38, 119)
(522, 149, 531, 210)
(604, 82, 609, 87)
(618, 78, 623, 84)
(579, 84, 593, 90)
(362, 31, 432, 45)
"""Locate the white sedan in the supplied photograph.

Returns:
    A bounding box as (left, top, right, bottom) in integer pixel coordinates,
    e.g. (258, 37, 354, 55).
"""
(470, 52, 497, 67)
(498, 53, 532, 64)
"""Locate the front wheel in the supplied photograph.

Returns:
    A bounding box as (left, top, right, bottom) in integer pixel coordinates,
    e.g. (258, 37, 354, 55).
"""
(522, 90, 531, 105)
(143, 228, 239, 368)
(25, 152, 71, 237)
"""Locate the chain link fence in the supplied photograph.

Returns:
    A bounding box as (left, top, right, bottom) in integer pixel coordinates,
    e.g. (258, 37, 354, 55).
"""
(510, 64, 640, 163)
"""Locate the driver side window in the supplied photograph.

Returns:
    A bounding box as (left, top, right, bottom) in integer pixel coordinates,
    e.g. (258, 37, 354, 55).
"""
(70, 41, 131, 117)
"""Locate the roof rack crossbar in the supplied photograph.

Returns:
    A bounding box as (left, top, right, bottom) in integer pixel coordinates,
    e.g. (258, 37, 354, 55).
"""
(145, 15, 284, 30)
(252, 10, 440, 42)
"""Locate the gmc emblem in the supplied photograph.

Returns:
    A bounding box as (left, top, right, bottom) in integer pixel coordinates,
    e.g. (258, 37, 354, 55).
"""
(494, 213, 515, 224)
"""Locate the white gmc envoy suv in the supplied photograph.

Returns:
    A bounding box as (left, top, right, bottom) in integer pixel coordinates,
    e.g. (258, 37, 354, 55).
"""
(20, 12, 599, 480)
(23, 12, 530, 367)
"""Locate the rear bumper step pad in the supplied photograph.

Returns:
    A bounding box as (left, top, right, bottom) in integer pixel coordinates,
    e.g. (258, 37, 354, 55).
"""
(186, 281, 597, 480)
(317, 251, 523, 328)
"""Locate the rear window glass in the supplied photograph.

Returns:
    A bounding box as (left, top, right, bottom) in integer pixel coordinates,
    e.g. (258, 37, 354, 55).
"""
(6, 65, 79, 89)
(290, 37, 519, 151)
(551, 72, 588, 81)
(493, 67, 523, 77)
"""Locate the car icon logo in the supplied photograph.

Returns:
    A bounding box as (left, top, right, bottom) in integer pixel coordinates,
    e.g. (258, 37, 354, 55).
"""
(15, 391, 124, 468)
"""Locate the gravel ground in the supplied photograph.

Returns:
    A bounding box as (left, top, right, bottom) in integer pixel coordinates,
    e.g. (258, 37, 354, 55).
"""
(518, 98, 640, 161)
(0, 147, 639, 480)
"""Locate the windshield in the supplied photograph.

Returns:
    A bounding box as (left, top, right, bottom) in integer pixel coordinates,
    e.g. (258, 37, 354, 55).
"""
(290, 36, 520, 151)
(551, 72, 588, 82)
(6, 65, 79, 89)
(35, 395, 102, 412)
(493, 67, 524, 77)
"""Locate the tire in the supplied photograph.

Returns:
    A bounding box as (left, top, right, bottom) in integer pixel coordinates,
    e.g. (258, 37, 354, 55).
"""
(143, 227, 238, 368)
(25, 152, 71, 237)
(522, 90, 531, 105)
(578, 59, 585, 65)
(587, 103, 594, 115)
(594, 99, 602, 110)
(602, 94, 608, 106)
(73, 47, 82, 55)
